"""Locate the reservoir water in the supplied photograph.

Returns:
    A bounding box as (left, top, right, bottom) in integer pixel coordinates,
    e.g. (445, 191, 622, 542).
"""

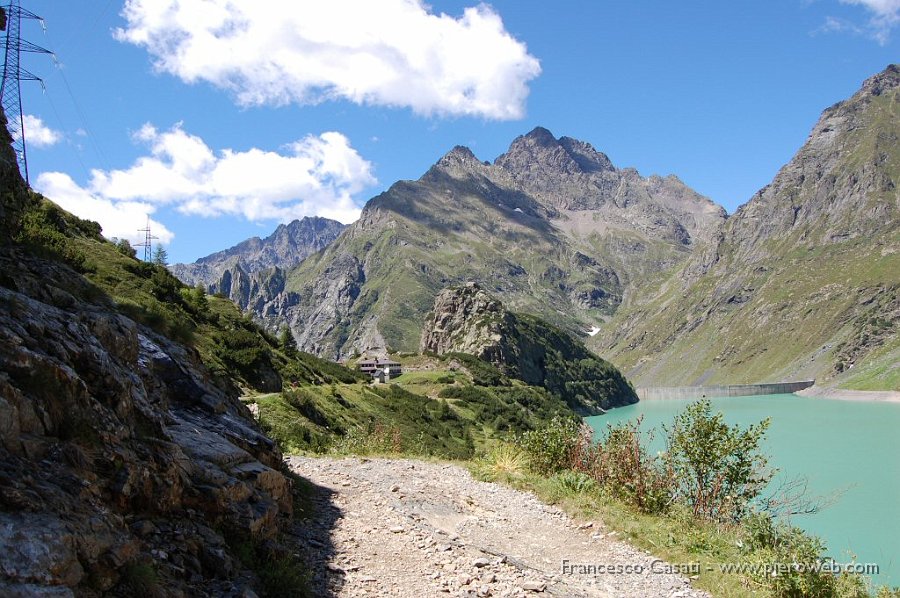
(585, 393, 900, 587)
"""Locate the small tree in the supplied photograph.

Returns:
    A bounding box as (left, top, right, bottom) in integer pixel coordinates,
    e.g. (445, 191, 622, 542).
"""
(114, 238, 137, 259)
(279, 327, 297, 357)
(665, 399, 773, 522)
(191, 284, 208, 311)
(152, 245, 169, 266)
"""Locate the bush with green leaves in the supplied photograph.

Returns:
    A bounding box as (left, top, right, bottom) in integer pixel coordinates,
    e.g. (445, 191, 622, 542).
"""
(114, 238, 137, 258)
(580, 418, 674, 514)
(665, 399, 773, 522)
(550, 469, 598, 495)
(741, 512, 870, 598)
(516, 415, 581, 475)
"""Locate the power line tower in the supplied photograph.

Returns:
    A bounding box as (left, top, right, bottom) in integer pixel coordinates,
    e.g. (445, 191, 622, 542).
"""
(135, 217, 158, 262)
(1, 1, 52, 185)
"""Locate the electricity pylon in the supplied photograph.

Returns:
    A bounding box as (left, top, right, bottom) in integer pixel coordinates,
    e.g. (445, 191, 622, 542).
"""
(135, 217, 158, 262)
(1, 0, 52, 185)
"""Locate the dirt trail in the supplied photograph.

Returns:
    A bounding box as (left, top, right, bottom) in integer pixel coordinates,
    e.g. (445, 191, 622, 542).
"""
(286, 456, 710, 597)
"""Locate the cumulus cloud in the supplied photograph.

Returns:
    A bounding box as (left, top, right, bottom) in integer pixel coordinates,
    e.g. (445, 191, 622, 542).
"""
(837, 0, 900, 42)
(115, 0, 541, 120)
(34, 123, 376, 244)
(35, 171, 175, 246)
(12, 115, 62, 148)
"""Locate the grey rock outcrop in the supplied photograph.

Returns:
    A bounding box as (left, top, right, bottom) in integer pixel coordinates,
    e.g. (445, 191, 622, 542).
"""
(421, 283, 638, 412)
(0, 104, 295, 593)
(421, 283, 507, 358)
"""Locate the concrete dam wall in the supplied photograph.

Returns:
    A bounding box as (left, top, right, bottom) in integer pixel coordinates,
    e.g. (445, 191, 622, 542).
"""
(636, 380, 815, 401)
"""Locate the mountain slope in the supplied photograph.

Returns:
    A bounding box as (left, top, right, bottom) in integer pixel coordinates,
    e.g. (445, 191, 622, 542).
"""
(253, 128, 723, 359)
(594, 64, 900, 389)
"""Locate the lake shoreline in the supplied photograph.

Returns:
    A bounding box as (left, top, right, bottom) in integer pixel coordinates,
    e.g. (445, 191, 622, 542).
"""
(795, 386, 900, 403)
(591, 394, 900, 586)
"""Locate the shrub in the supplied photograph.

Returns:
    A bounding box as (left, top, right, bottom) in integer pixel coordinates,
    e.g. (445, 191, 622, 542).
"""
(550, 469, 598, 495)
(516, 415, 581, 475)
(17, 202, 91, 271)
(180, 284, 208, 314)
(741, 512, 870, 598)
(665, 399, 773, 523)
(281, 352, 368, 385)
(115, 238, 137, 259)
(581, 418, 673, 514)
(283, 388, 331, 428)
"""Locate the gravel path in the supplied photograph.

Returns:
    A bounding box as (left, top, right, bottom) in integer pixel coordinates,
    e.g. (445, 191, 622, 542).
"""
(286, 456, 710, 597)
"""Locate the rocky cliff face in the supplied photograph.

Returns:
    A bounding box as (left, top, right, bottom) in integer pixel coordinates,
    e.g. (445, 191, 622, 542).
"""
(421, 283, 638, 413)
(0, 127, 295, 595)
(251, 128, 723, 359)
(0, 250, 294, 596)
(595, 65, 900, 388)
(170, 216, 345, 292)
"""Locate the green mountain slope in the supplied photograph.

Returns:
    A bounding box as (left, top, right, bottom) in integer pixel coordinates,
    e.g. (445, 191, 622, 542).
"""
(593, 64, 900, 390)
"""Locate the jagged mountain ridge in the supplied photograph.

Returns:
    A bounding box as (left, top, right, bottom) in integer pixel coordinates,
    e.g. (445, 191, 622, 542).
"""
(170, 215, 345, 294)
(594, 64, 900, 389)
(246, 127, 723, 359)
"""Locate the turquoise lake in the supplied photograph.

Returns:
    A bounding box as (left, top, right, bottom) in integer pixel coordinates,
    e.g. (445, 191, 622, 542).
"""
(585, 394, 900, 587)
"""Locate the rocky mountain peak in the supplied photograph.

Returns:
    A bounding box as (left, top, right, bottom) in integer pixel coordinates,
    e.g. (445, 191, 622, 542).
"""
(495, 127, 619, 182)
(433, 145, 480, 171)
(558, 136, 615, 173)
(496, 126, 589, 176)
(522, 125, 559, 147)
(860, 63, 899, 97)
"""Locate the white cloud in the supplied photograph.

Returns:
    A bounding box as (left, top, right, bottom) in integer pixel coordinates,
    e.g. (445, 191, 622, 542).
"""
(35, 171, 175, 245)
(837, 0, 900, 42)
(34, 123, 375, 243)
(115, 0, 541, 120)
(12, 115, 62, 148)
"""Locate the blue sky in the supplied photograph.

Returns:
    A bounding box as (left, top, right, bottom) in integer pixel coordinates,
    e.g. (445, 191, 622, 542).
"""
(12, 0, 900, 264)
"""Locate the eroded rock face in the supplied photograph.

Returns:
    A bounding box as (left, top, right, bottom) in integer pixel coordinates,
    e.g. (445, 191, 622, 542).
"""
(0, 246, 291, 596)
